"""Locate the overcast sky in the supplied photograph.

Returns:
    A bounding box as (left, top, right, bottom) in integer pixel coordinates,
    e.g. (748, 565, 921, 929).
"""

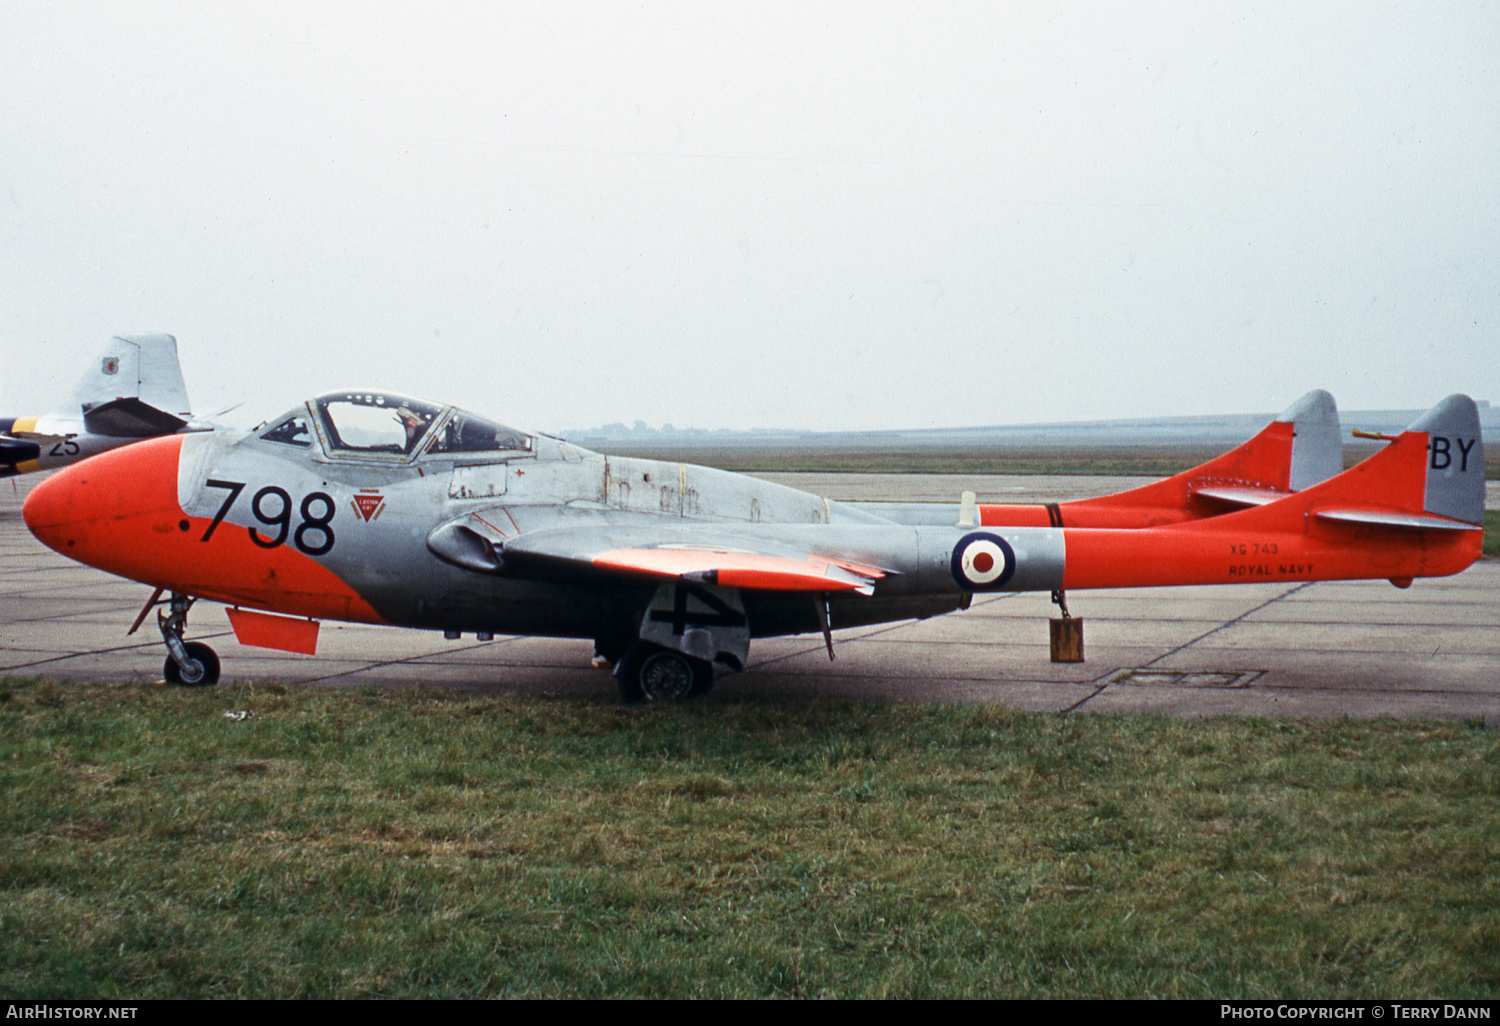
(1, 2, 1496, 434)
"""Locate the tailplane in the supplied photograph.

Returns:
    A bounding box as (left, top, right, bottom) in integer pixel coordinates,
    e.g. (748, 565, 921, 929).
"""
(1062, 394, 1484, 591)
(68, 334, 191, 437)
(1313, 394, 1485, 531)
(982, 388, 1344, 528)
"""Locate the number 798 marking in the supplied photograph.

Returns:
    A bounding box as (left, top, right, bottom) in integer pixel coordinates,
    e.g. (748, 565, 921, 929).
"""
(198, 479, 337, 556)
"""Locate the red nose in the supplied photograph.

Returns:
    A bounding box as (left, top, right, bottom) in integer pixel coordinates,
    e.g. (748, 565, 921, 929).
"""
(24, 435, 186, 582)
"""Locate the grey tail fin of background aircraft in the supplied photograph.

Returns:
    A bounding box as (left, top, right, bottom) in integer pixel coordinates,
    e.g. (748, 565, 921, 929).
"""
(1277, 388, 1342, 491)
(1408, 394, 1485, 527)
(67, 334, 192, 437)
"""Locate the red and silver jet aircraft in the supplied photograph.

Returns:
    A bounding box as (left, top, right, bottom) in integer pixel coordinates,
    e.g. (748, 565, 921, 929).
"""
(22, 388, 1484, 701)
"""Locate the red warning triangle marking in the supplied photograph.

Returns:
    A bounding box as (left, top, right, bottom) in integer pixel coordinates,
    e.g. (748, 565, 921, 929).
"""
(352, 493, 385, 522)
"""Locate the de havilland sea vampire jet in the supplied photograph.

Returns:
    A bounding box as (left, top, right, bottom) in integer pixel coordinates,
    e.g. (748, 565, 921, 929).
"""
(21, 387, 1485, 701)
(2, 334, 207, 478)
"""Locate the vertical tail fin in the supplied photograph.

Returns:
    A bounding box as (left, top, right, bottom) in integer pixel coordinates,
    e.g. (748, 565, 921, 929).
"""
(1282, 388, 1343, 491)
(1309, 394, 1485, 530)
(1408, 394, 1485, 527)
(68, 334, 191, 437)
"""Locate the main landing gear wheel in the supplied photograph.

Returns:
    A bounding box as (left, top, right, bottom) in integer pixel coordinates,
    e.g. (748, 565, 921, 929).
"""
(163, 642, 220, 687)
(614, 642, 713, 703)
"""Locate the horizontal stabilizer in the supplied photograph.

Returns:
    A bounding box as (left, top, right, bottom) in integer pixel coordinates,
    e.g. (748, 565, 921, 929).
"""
(1314, 509, 1479, 532)
(1191, 485, 1292, 509)
(82, 396, 189, 438)
(1297, 394, 1484, 532)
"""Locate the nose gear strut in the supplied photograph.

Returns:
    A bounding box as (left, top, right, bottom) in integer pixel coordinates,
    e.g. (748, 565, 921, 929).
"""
(131, 589, 221, 686)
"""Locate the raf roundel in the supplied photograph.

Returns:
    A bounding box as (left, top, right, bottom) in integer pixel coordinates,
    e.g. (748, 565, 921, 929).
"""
(951, 532, 1017, 591)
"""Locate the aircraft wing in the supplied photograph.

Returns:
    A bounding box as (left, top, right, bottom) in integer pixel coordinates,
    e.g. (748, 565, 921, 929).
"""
(588, 546, 887, 594)
(506, 530, 888, 594)
(430, 518, 890, 594)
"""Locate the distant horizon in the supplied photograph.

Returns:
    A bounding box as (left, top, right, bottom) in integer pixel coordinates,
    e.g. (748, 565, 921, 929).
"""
(562, 398, 1500, 443)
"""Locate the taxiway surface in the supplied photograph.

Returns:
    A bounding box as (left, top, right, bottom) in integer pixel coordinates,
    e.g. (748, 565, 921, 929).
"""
(3, 472, 1496, 721)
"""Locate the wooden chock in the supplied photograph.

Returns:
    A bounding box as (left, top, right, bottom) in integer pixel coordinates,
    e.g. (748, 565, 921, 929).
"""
(1049, 589, 1084, 663)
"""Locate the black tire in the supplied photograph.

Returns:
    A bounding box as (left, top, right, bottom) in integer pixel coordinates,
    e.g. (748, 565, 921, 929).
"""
(164, 642, 220, 687)
(614, 642, 712, 703)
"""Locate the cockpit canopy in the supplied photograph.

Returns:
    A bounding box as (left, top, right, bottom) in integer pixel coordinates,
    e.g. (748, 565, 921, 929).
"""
(317, 393, 442, 455)
(257, 391, 532, 460)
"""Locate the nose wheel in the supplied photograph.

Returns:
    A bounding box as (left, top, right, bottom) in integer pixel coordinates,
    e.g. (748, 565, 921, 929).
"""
(153, 592, 221, 687)
(164, 641, 221, 686)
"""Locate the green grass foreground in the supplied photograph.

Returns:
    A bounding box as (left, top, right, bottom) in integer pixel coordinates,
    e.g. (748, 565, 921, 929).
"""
(2, 679, 1497, 999)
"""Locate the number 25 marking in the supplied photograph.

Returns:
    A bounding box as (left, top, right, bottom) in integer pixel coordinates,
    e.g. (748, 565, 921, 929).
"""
(48, 435, 80, 457)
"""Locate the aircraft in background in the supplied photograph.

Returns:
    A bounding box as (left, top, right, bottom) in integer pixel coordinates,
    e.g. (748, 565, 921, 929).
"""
(21, 387, 1484, 700)
(1, 334, 208, 478)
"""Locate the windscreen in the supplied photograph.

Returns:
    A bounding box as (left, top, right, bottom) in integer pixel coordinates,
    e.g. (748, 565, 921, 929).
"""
(315, 393, 443, 455)
(256, 411, 312, 447)
(427, 410, 532, 455)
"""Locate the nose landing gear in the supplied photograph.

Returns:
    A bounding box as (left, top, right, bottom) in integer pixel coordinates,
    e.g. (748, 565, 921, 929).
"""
(141, 591, 221, 686)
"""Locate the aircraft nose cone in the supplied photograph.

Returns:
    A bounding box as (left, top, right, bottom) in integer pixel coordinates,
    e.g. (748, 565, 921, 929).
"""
(23, 435, 186, 570)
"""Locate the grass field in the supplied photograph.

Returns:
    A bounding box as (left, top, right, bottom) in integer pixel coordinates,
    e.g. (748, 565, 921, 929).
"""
(3, 679, 1498, 999)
